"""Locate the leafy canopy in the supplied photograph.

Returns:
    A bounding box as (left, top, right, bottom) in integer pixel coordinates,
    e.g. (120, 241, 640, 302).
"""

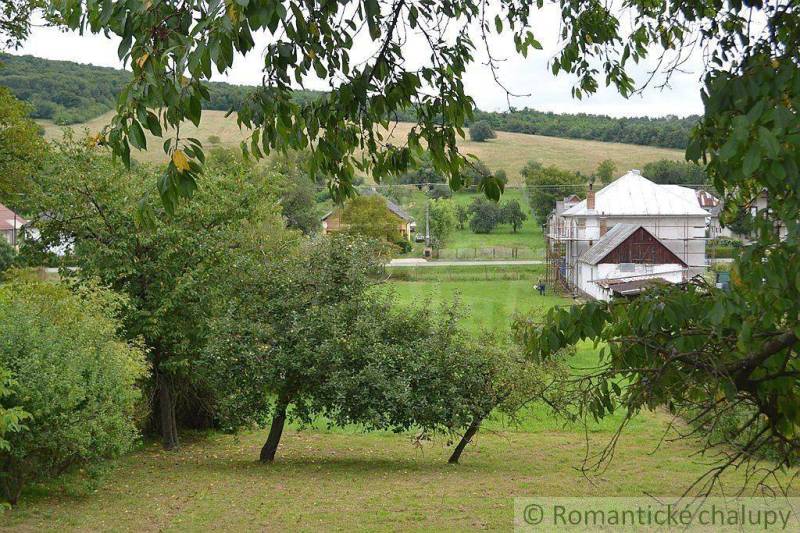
(0, 87, 46, 208)
(522, 161, 583, 225)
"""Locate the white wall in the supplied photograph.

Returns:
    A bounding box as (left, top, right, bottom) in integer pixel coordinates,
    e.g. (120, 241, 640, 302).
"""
(578, 262, 686, 301)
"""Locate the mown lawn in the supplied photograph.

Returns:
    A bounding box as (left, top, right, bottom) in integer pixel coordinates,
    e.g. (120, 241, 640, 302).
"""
(4, 411, 787, 531)
(386, 278, 563, 334)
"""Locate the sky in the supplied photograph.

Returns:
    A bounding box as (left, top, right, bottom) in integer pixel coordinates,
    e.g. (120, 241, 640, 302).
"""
(13, 7, 706, 118)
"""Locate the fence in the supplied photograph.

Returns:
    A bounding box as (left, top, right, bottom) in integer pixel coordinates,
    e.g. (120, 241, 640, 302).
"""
(433, 246, 544, 260)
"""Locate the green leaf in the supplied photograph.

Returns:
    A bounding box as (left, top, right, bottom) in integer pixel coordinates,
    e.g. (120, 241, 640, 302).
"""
(742, 144, 760, 177)
(128, 120, 147, 150)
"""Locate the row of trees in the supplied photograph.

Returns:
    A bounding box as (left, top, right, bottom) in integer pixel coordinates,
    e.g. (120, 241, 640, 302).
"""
(467, 109, 696, 149)
(464, 198, 528, 234)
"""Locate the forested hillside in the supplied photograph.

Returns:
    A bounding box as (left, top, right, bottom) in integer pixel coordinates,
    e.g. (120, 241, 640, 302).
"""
(2, 53, 694, 149)
(0, 54, 320, 124)
(470, 108, 696, 149)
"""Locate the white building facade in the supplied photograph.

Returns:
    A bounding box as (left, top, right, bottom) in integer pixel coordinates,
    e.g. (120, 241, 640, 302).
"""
(550, 170, 709, 298)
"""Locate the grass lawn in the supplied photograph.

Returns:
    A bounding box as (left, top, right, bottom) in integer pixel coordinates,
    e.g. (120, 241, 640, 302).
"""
(4, 277, 796, 530)
(3, 415, 775, 532)
(386, 279, 562, 334)
(39, 114, 684, 184)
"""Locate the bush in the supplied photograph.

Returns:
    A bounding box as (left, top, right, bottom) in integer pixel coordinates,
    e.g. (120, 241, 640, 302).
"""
(469, 120, 496, 142)
(207, 134, 221, 145)
(0, 281, 148, 504)
(394, 239, 413, 253)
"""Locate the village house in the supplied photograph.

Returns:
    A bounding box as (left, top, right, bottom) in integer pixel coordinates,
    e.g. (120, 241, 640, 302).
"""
(321, 190, 416, 241)
(709, 191, 789, 242)
(547, 170, 709, 301)
(0, 203, 27, 249)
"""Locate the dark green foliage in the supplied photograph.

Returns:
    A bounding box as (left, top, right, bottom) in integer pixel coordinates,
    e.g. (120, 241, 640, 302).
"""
(500, 200, 527, 233)
(0, 239, 14, 273)
(468, 109, 695, 149)
(468, 120, 496, 142)
(394, 153, 446, 187)
(0, 1, 41, 50)
(642, 159, 708, 185)
(427, 183, 453, 199)
(522, 161, 584, 225)
(594, 159, 617, 185)
(468, 198, 501, 234)
(26, 138, 295, 449)
(455, 203, 469, 230)
(0, 280, 147, 504)
(0, 54, 321, 125)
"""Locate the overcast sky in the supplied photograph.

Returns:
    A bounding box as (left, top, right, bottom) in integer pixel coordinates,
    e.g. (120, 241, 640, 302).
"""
(13, 8, 706, 118)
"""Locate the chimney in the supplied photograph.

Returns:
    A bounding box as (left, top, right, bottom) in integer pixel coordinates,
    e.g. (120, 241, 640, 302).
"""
(587, 183, 595, 210)
(600, 218, 608, 236)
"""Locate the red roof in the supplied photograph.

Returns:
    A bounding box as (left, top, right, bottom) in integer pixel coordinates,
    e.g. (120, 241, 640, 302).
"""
(0, 203, 27, 231)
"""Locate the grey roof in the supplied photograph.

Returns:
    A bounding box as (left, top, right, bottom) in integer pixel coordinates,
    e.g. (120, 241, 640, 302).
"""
(578, 224, 640, 265)
(361, 189, 414, 221)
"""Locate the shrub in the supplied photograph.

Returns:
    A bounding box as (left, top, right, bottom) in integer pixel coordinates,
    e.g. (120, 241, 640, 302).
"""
(0, 281, 148, 504)
(469, 120, 496, 142)
(207, 134, 221, 144)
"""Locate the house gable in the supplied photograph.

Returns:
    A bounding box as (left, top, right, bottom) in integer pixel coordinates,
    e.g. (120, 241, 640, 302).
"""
(598, 226, 687, 266)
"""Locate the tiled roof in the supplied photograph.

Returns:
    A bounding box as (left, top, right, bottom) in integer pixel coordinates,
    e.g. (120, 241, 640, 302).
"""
(0, 203, 27, 231)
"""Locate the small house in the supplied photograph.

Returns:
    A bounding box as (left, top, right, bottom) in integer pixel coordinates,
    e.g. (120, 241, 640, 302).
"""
(321, 190, 416, 241)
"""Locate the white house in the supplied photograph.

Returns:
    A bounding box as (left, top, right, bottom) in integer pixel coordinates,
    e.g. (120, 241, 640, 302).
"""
(551, 170, 709, 299)
(575, 224, 688, 301)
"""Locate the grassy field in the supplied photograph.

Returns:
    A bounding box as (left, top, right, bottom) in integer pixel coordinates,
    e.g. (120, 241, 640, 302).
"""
(39, 112, 685, 184)
(5, 277, 795, 531)
(443, 190, 544, 258)
(386, 279, 559, 334)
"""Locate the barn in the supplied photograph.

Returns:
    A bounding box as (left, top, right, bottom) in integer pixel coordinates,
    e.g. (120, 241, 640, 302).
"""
(575, 224, 688, 301)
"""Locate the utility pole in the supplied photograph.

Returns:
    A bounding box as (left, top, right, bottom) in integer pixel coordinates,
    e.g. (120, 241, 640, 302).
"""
(425, 201, 431, 247)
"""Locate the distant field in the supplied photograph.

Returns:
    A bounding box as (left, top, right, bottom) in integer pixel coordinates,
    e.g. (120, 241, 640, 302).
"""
(39, 112, 685, 183)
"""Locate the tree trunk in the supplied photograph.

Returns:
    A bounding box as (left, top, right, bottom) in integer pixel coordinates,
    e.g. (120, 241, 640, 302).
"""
(448, 417, 482, 464)
(157, 371, 179, 450)
(260, 400, 288, 463)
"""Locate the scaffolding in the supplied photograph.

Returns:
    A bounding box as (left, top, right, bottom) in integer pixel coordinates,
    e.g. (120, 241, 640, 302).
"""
(545, 213, 714, 296)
